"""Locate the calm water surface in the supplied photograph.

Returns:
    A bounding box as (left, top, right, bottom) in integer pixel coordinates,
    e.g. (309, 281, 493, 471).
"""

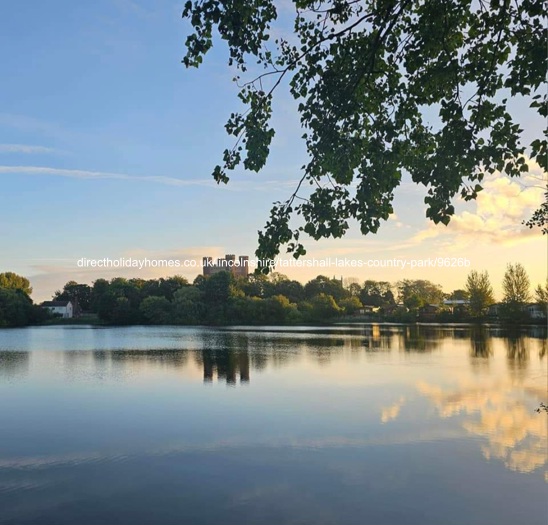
(0, 324, 546, 525)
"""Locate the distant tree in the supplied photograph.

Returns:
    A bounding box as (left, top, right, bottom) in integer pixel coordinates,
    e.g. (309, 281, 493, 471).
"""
(502, 263, 531, 304)
(304, 276, 348, 302)
(0, 288, 46, 327)
(240, 273, 272, 297)
(269, 272, 290, 285)
(0, 272, 32, 296)
(466, 271, 494, 317)
(397, 280, 443, 310)
(262, 294, 297, 324)
(201, 271, 244, 323)
(0, 289, 32, 327)
(90, 278, 110, 312)
(54, 281, 92, 311)
(96, 278, 144, 324)
(347, 282, 362, 298)
(271, 278, 305, 303)
(110, 278, 144, 308)
(342, 277, 360, 295)
(157, 276, 189, 300)
(535, 280, 548, 309)
(104, 296, 141, 325)
(140, 277, 188, 300)
(405, 295, 423, 311)
(359, 280, 394, 307)
(448, 289, 469, 301)
(339, 296, 362, 315)
(306, 293, 342, 322)
(140, 296, 174, 324)
(203, 271, 243, 304)
(173, 286, 206, 324)
(501, 263, 531, 322)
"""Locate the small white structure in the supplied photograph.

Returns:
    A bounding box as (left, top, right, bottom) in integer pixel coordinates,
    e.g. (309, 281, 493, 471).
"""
(525, 303, 547, 320)
(41, 300, 73, 318)
(443, 299, 470, 306)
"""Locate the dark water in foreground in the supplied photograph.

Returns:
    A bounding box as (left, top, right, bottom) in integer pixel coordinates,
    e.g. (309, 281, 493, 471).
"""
(0, 324, 546, 525)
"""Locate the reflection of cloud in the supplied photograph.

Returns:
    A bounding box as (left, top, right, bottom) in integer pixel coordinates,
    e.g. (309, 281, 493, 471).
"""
(416, 380, 547, 475)
(381, 396, 405, 423)
(416, 382, 506, 418)
(464, 404, 547, 474)
(411, 159, 546, 246)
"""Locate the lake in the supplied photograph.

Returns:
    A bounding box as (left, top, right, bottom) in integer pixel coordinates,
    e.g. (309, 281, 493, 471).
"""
(0, 324, 546, 525)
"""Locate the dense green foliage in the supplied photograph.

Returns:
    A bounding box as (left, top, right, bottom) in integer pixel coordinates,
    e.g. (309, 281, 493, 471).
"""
(42, 265, 544, 326)
(466, 270, 495, 316)
(86, 273, 351, 325)
(397, 279, 443, 309)
(500, 262, 532, 321)
(54, 281, 92, 311)
(0, 265, 543, 328)
(535, 281, 548, 309)
(0, 273, 48, 327)
(502, 262, 531, 304)
(182, 0, 547, 264)
(0, 272, 33, 296)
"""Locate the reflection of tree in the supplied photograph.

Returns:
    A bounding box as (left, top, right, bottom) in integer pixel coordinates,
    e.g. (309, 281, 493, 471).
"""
(92, 349, 189, 369)
(0, 351, 29, 379)
(198, 347, 250, 385)
(469, 326, 492, 359)
(504, 334, 529, 380)
(469, 326, 492, 374)
(401, 325, 442, 352)
(362, 324, 392, 352)
(305, 338, 344, 364)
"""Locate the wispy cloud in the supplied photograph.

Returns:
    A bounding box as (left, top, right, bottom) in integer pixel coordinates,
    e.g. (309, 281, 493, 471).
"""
(0, 164, 306, 193)
(0, 165, 216, 187)
(0, 144, 58, 154)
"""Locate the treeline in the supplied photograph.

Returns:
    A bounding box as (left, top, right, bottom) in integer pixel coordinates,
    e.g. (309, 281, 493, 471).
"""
(50, 262, 547, 325)
(55, 273, 359, 325)
(1, 262, 545, 328)
(0, 273, 49, 327)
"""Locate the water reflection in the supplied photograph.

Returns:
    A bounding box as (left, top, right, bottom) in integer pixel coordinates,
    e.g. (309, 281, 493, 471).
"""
(0, 324, 546, 525)
(505, 334, 529, 380)
(416, 379, 547, 475)
(0, 351, 29, 379)
(381, 397, 406, 423)
(0, 325, 545, 383)
(93, 349, 190, 368)
(407, 331, 547, 476)
(198, 348, 250, 384)
(469, 325, 493, 359)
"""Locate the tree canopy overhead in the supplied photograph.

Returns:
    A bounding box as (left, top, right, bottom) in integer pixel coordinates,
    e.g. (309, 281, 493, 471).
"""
(182, 0, 547, 266)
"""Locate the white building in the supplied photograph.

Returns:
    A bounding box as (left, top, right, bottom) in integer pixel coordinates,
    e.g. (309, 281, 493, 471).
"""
(525, 303, 547, 320)
(41, 300, 73, 318)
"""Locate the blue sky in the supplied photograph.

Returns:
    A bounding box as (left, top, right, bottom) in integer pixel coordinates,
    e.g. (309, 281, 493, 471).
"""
(1, 1, 545, 301)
